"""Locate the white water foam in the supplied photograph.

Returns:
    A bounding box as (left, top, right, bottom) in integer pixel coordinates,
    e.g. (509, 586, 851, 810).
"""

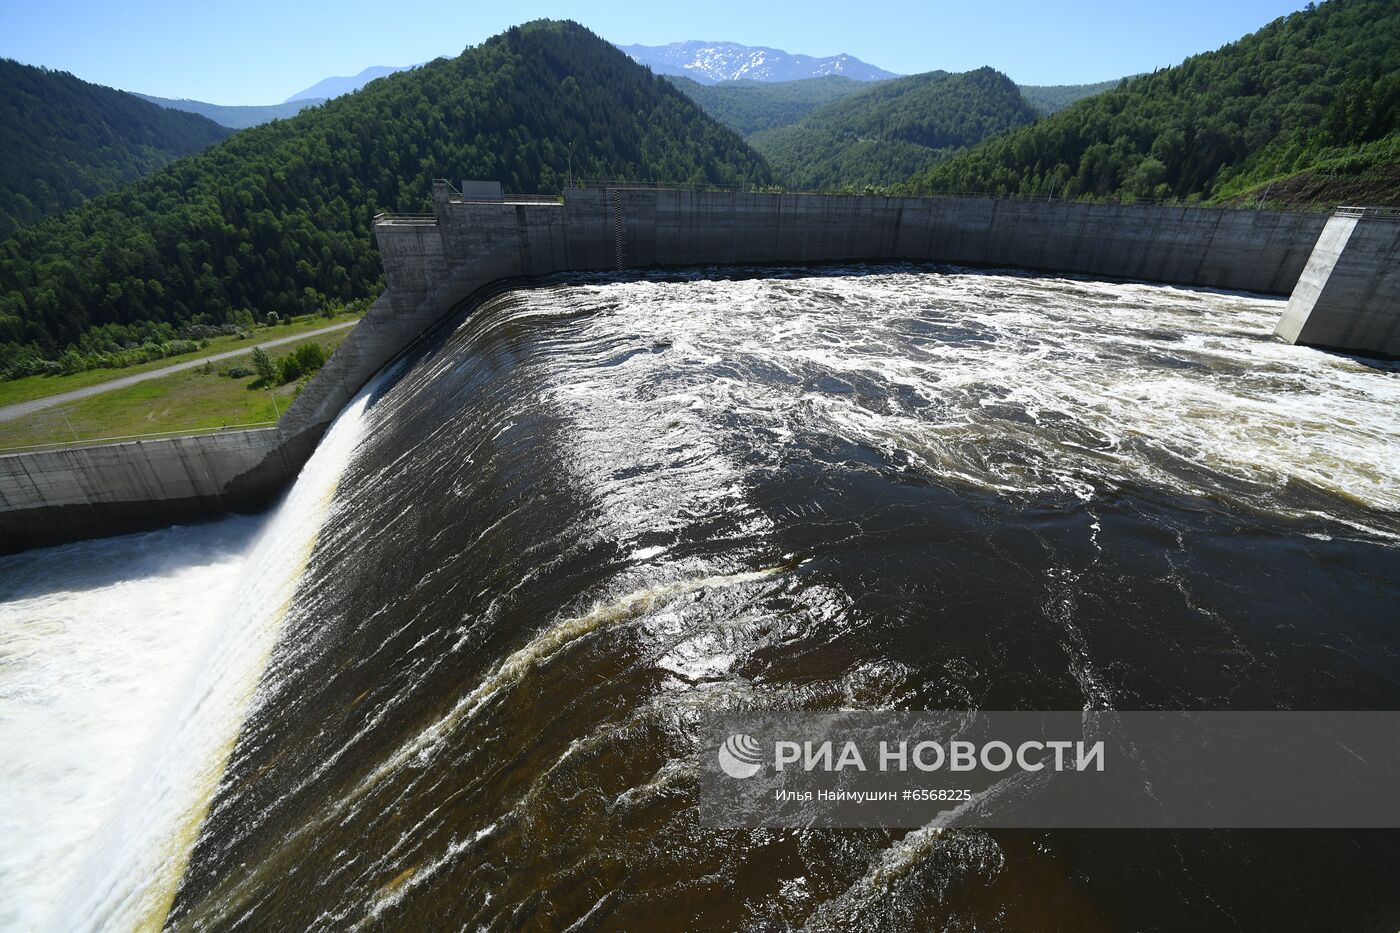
(0, 520, 259, 932)
(33, 379, 384, 932)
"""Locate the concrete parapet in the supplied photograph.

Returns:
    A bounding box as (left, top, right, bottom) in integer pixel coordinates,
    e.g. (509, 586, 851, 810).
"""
(557, 190, 1327, 295)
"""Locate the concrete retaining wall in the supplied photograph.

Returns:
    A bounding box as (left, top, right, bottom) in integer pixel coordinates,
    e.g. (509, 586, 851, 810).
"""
(0, 428, 309, 554)
(560, 190, 1326, 296)
(0, 185, 1373, 553)
(1274, 211, 1400, 357)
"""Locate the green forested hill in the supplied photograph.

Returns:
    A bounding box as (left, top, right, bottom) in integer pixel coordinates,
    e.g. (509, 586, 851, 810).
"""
(663, 70, 1114, 188)
(664, 74, 868, 136)
(747, 68, 1038, 189)
(1017, 79, 1123, 115)
(0, 21, 769, 369)
(0, 59, 232, 239)
(902, 0, 1400, 206)
(667, 72, 1117, 138)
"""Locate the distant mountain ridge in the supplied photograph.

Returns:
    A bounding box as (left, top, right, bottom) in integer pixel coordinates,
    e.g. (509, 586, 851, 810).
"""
(285, 65, 417, 103)
(0, 58, 231, 238)
(664, 75, 868, 137)
(663, 67, 1050, 190)
(136, 94, 326, 129)
(666, 72, 1123, 143)
(620, 41, 897, 84)
(1017, 79, 1125, 115)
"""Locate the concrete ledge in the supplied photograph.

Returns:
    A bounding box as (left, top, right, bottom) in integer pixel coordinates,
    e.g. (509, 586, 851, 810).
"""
(0, 429, 304, 553)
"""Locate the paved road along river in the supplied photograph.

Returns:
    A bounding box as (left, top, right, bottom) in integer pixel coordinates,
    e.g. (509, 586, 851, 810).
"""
(0, 319, 357, 424)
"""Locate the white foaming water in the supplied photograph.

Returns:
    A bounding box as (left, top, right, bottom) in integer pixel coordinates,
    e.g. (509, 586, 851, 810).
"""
(576, 268, 1400, 531)
(0, 520, 259, 933)
(23, 378, 383, 932)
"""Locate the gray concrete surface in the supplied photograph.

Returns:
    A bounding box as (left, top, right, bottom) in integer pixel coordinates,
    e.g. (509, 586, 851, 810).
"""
(1275, 209, 1400, 357)
(559, 189, 1326, 296)
(0, 427, 311, 553)
(0, 319, 358, 424)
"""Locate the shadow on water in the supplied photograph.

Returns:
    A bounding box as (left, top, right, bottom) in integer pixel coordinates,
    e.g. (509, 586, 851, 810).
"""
(1312, 345, 1400, 371)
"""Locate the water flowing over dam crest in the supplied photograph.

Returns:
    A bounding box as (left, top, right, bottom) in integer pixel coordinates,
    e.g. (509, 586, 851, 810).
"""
(4, 264, 1393, 929)
(0, 177, 1398, 928)
(2, 185, 1397, 550)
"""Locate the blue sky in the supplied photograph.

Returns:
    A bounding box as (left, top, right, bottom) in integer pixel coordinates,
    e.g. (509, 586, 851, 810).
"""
(2, 0, 1314, 105)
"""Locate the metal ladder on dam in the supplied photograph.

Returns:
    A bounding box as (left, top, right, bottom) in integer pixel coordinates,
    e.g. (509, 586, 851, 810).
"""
(610, 190, 625, 271)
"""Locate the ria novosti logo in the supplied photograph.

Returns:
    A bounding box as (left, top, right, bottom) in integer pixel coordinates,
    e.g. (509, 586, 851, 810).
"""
(717, 733, 763, 779)
(715, 730, 1107, 780)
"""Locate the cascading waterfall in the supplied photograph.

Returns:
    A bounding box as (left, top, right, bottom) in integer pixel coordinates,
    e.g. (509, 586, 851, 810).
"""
(44, 372, 390, 933)
(0, 519, 258, 933)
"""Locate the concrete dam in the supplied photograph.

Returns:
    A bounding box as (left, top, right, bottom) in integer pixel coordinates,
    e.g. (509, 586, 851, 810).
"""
(4, 192, 1400, 930)
(1, 183, 1397, 552)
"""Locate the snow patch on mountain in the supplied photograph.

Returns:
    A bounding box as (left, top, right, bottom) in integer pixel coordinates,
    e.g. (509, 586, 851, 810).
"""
(618, 41, 898, 84)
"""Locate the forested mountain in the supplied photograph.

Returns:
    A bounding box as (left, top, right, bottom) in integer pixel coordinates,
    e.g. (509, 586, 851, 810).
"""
(136, 94, 326, 129)
(0, 59, 231, 239)
(902, 0, 1400, 206)
(0, 21, 770, 369)
(620, 41, 896, 84)
(1018, 79, 1123, 115)
(664, 75, 868, 136)
(667, 71, 1117, 140)
(748, 68, 1038, 189)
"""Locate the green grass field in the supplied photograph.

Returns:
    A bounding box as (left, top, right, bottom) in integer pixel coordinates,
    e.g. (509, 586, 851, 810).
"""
(0, 329, 353, 451)
(0, 310, 362, 409)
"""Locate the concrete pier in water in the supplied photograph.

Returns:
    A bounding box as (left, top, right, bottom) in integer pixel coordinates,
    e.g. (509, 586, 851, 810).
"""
(3, 183, 1396, 552)
(1273, 207, 1400, 357)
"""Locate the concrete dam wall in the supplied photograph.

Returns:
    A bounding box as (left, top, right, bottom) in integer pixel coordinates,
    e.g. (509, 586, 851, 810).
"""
(563, 188, 1325, 294)
(0, 429, 307, 552)
(3, 184, 1393, 552)
(1274, 208, 1400, 357)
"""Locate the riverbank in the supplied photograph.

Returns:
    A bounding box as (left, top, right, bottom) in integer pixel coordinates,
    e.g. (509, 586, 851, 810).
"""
(0, 327, 354, 451)
(0, 312, 362, 414)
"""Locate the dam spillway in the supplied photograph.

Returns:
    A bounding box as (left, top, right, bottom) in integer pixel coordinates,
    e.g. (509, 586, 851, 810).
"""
(6, 266, 1395, 929)
(8, 183, 1400, 552)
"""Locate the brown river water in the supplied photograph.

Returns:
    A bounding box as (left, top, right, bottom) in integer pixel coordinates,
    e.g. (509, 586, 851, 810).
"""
(5, 265, 1399, 931)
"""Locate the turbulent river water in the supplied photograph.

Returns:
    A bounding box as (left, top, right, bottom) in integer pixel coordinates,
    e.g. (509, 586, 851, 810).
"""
(3, 264, 1399, 931)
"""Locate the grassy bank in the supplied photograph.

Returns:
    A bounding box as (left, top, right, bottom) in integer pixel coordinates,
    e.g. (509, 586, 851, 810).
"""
(0, 310, 362, 409)
(1213, 134, 1400, 209)
(0, 329, 352, 450)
